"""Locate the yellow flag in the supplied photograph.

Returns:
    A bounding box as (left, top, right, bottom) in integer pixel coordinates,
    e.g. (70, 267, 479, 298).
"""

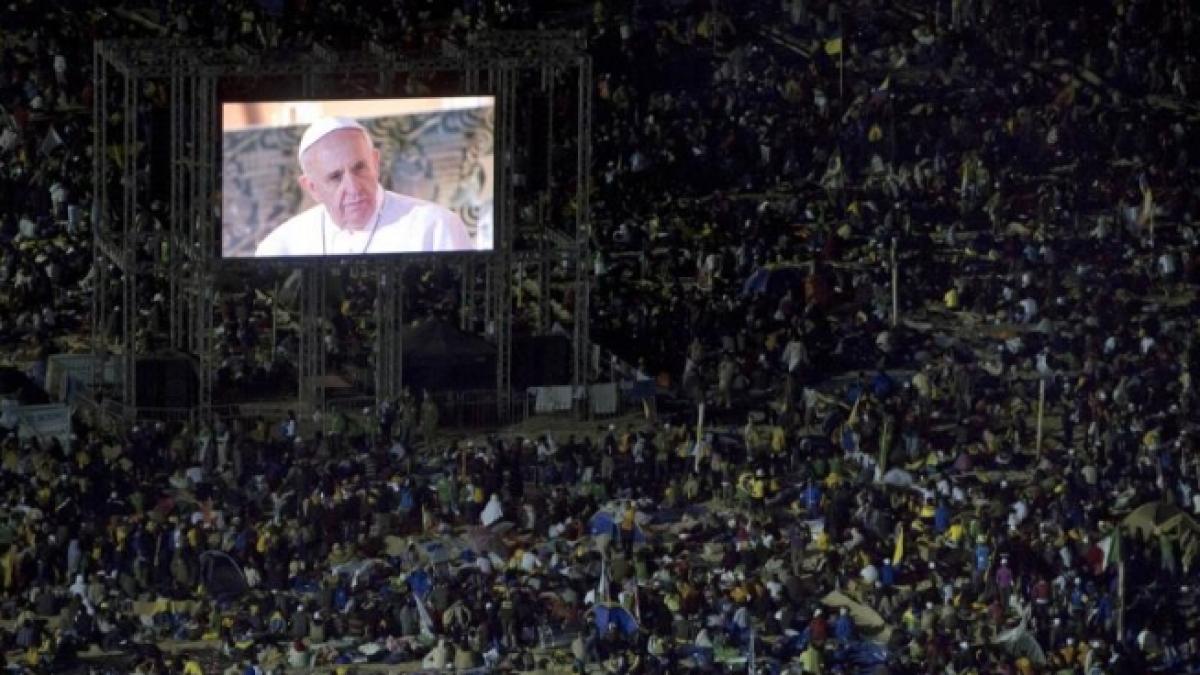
(893, 524, 905, 565)
(824, 37, 843, 55)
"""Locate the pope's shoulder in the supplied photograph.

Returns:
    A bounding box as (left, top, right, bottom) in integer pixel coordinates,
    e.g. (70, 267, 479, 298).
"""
(383, 190, 458, 217)
(256, 204, 325, 256)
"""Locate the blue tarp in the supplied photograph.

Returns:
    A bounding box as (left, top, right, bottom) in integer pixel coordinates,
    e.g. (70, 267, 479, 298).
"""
(742, 265, 806, 297)
(837, 641, 889, 674)
(593, 604, 639, 638)
(589, 511, 617, 537)
(871, 371, 895, 398)
(407, 569, 432, 600)
(422, 541, 452, 564)
(773, 634, 888, 674)
(743, 268, 770, 295)
(588, 511, 646, 542)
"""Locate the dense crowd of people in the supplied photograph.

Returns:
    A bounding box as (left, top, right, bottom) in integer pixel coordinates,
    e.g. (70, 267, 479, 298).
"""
(2, 0, 1200, 673)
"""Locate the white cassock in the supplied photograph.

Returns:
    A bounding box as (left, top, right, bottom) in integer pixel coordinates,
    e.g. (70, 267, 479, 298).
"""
(254, 186, 473, 256)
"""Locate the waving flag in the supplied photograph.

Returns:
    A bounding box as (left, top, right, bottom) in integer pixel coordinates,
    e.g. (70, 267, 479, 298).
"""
(1099, 528, 1122, 571)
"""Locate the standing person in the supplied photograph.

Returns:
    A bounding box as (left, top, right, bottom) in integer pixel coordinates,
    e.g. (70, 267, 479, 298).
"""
(743, 415, 767, 461)
(252, 117, 473, 256)
(281, 410, 298, 443)
(215, 420, 231, 470)
(399, 388, 417, 446)
(196, 422, 213, 472)
(717, 352, 737, 408)
(329, 409, 347, 454)
(419, 391, 439, 448)
(619, 501, 637, 556)
(683, 341, 705, 402)
(781, 330, 809, 404)
(378, 398, 395, 442)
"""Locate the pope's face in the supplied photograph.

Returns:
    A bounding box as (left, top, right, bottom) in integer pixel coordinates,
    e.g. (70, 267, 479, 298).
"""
(298, 128, 381, 230)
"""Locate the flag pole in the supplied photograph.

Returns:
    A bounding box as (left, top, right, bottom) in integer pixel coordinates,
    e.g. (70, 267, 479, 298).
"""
(748, 627, 756, 674)
(1149, 191, 1156, 247)
(1117, 558, 1126, 639)
(1036, 378, 1046, 455)
(1108, 526, 1125, 640)
(891, 238, 899, 327)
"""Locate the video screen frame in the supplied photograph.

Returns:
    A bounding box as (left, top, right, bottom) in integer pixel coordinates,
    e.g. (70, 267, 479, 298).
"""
(219, 95, 496, 261)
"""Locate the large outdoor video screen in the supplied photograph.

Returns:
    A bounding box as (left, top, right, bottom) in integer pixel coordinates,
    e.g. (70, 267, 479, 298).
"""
(221, 97, 494, 258)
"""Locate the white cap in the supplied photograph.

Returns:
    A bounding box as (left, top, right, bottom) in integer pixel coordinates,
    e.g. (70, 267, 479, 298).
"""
(297, 116, 369, 163)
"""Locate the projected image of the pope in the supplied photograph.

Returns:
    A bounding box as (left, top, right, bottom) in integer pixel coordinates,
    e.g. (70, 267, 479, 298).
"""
(254, 116, 473, 256)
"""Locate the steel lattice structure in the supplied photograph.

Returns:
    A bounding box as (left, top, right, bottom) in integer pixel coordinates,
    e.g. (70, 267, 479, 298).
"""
(92, 35, 592, 421)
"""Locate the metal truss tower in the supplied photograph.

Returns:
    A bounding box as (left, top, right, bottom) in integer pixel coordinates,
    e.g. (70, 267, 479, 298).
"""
(92, 34, 591, 421)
